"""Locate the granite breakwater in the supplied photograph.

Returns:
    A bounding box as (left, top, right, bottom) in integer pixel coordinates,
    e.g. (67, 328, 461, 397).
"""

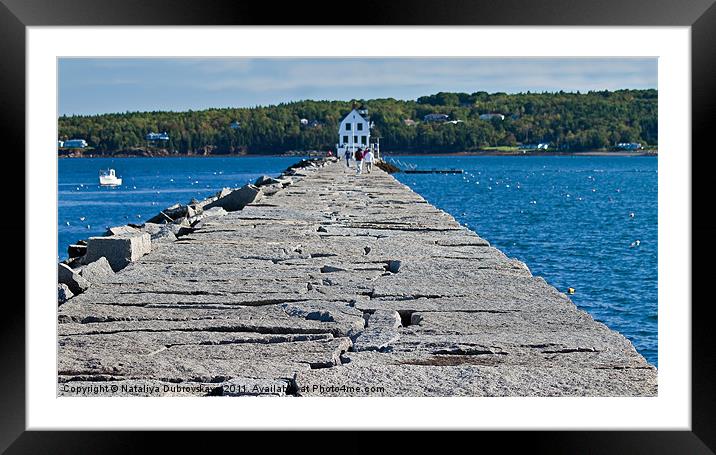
(57, 157, 657, 396)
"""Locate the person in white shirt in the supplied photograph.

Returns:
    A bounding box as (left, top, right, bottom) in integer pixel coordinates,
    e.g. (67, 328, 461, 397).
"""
(363, 149, 374, 173)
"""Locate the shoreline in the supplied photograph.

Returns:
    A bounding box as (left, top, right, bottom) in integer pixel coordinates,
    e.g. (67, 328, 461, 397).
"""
(384, 150, 657, 157)
(58, 150, 657, 159)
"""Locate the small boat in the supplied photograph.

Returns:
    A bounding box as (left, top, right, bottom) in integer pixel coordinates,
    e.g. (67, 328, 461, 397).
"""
(99, 169, 122, 186)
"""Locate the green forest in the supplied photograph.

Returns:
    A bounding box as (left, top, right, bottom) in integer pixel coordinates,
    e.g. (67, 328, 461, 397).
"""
(58, 89, 657, 155)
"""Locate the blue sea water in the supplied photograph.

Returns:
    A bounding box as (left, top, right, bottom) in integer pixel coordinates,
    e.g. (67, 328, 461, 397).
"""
(58, 155, 658, 366)
(58, 156, 305, 260)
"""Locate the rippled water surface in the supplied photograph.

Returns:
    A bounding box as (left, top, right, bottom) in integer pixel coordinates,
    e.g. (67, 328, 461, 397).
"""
(58, 155, 658, 366)
(58, 156, 304, 260)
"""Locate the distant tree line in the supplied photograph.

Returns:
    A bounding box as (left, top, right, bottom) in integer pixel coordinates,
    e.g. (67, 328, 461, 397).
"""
(58, 89, 657, 155)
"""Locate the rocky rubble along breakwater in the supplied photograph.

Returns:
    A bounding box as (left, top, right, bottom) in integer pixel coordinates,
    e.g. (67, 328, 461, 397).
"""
(57, 157, 657, 397)
(57, 159, 311, 299)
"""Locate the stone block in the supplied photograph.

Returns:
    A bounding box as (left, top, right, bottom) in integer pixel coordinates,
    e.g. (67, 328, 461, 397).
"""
(106, 225, 141, 236)
(67, 244, 87, 258)
(204, 185, 263, 212)
(58, 263, 90, 295)
(83, 233, 151, 272)
(58, 283, 74, 305)
(79, 257, 115, 284)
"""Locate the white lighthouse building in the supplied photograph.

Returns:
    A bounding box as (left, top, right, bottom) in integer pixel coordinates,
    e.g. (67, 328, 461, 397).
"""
(337, 105, 379, 159)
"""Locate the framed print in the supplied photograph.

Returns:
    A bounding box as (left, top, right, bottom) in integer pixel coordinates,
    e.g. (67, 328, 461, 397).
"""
(5, 0, 714, 452)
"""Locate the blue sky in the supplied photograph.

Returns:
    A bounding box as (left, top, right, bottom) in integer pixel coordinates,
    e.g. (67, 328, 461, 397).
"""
(58, 58, 657, 116)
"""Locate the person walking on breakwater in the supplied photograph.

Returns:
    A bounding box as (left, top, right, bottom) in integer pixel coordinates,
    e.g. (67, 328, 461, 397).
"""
(363, 148, 374, 173)
(355, 148, 364, 175)
(344, 148, 351, 168)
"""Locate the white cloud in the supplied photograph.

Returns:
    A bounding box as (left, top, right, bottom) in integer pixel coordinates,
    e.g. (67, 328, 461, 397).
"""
(188, 58, 656, 94)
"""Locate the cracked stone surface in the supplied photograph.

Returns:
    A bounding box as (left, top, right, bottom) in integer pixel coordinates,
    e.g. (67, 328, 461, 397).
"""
(353, 310, 402, 352)
(58, 158, 657, 396)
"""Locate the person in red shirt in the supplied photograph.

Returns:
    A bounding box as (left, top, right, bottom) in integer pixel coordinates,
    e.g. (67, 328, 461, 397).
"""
(354, 148, 364, 175)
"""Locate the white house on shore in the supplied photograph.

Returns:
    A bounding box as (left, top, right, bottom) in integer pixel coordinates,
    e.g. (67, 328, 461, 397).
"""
(63, 139, 88, 148)
(616, 142, 643, 150)
(337, 107, 371, 156)
(423, 113, 449, 123)
(521, 142, 550, 150)
(146, 132, 170, 141)
(479, 113, 505, 121)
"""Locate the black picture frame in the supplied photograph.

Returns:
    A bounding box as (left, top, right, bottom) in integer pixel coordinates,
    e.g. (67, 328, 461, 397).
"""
(3, 0, 714, 452)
